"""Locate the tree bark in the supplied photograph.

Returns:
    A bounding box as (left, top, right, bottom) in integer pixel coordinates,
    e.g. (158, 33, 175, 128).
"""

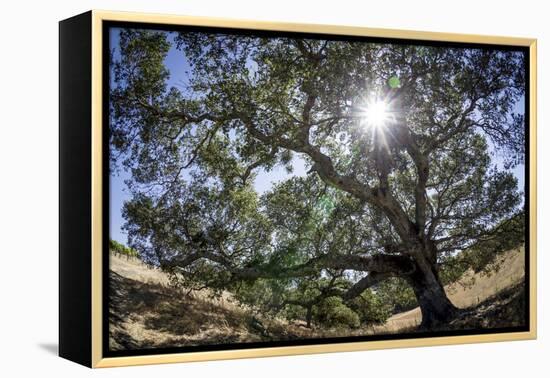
(407, 256, 458, 329)
(306, 306, 313, 329)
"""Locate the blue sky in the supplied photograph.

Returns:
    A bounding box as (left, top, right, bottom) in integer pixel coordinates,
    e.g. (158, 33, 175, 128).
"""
(108, 27, 525, 245)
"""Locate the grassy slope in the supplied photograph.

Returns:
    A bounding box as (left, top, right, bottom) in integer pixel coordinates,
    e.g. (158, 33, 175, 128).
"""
(375, 247, 525, 333)
(109, 255, 312, 351)
(109, 247, 525, 350)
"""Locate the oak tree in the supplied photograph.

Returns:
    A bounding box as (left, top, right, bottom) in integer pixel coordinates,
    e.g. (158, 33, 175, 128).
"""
(111, 29, 525, 328)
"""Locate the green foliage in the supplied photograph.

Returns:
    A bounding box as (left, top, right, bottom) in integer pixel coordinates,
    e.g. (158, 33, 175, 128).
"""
(439, 211, 525, 285)
(375, 277, 418, 314)
(348, 289, 392, 324)
(108, 29, 526, 330)
(109, 239, 139, 259)
(233, 278, 290, 314)
(462, 211, 525, 274)
(313, 296, 360, 329)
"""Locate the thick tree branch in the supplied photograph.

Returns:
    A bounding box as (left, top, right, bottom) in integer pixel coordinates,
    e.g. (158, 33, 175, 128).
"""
(342, 272, 393, 300)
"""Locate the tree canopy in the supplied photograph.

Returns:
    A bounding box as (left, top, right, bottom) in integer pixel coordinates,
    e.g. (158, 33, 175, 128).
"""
(110, 28, 526, 329)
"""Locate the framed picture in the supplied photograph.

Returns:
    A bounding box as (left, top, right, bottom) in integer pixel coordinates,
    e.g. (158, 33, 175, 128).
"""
(59, 10, 537, 368)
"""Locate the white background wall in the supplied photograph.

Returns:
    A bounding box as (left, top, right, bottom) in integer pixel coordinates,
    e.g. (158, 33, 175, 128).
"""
(0, 0, 547, 376)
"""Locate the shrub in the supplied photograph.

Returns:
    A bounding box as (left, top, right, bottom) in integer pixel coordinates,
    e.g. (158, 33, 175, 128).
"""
(375, 277, 418, 314)
(313, 296, 360, 329)
(109, 239, 139, 258)
(348, 289, 392, 324)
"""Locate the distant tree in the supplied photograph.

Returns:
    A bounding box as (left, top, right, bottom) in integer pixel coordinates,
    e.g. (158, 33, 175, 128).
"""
(109, 239, 139, 259)
(110, 29, 525, 328)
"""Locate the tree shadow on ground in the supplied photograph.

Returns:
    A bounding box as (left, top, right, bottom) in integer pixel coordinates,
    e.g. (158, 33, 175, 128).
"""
(109, 271, 304, 350)
(448, 282, 526, 330)
(109, 268, 526, 351)
(402, 282, 527, 334)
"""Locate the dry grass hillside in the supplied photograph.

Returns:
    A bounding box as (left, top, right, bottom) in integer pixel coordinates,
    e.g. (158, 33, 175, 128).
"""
(375, 247, 525, 333)
(109, 247, 526, 350)
(109, 254, 312, 351)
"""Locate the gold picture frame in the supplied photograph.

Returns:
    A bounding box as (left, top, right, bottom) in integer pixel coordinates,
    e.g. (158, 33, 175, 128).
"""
(59, 10, 537, 368)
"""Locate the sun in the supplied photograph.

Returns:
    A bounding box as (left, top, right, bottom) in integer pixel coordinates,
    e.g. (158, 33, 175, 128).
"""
(362, 99, 391, 129)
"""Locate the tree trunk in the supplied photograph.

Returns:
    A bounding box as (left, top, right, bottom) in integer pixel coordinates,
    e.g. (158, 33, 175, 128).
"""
(407, 257, 458, 329)
(306, 306, 313, 328)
